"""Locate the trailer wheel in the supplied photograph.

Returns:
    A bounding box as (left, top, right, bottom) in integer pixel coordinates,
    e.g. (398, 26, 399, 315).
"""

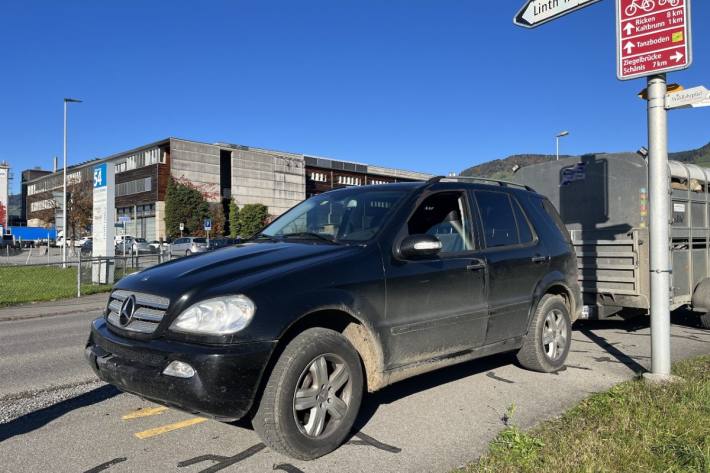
(699, 312, 710, 330)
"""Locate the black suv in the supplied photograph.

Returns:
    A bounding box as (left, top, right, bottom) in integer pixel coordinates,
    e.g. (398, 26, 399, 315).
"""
(86, 178, 581, 459)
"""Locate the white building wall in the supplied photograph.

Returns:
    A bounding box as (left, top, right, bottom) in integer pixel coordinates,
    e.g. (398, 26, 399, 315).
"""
(169, 139, 221, 202)
(231, 149, 306, 216)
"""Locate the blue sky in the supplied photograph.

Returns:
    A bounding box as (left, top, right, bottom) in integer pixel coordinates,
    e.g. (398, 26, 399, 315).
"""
(1, 0, 708, 194)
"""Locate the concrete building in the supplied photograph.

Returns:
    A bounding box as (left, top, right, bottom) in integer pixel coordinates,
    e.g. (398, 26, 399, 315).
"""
(24, 138, 430, 240)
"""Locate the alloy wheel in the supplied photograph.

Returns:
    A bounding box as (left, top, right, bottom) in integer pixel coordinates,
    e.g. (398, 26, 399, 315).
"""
(292, 353, 352, 438)
(542, 309, 568, 361)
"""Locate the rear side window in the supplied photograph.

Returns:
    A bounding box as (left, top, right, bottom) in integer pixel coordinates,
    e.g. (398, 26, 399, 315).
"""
(540, 198, 571, 243)
(475, 191, 518, 248)
(513, 199, 534, 243)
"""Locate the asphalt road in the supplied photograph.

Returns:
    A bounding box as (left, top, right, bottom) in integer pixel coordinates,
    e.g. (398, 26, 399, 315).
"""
(1, 303, 708, 473)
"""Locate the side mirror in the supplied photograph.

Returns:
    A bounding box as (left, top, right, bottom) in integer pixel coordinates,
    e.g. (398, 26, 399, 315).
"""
(398, 234, 442, 259)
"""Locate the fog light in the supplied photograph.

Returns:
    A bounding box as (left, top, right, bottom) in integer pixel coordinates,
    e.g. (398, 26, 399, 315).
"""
(163, 361, 195, 378)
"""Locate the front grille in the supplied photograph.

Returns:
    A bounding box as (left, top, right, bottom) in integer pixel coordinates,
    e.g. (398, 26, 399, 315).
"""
(106, 290, 170, 334)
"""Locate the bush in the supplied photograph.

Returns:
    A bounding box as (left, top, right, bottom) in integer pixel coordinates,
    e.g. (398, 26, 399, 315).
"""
(164, 179, 210, 238)
(236, 204, 269, 238)
(228, 200, 239, 238)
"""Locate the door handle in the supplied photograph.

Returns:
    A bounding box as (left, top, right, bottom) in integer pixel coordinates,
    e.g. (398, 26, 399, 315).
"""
(531, 255, 549, 264)
(466, 259, 486, 271)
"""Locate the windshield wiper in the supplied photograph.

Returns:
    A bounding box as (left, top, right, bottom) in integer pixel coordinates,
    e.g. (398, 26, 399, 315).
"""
(281, 232, 338, 243)
(250, 233, 281, 242)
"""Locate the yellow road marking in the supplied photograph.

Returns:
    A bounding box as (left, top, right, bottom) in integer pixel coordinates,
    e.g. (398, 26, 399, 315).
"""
(122, 406, 169, 420)
(134, 417, 207, 439)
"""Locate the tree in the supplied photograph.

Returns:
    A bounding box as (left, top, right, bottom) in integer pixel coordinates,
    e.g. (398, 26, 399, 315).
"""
(67, 179, 93, 241)
(164, 178, 210, 238)
(236, 204, 269, 238)
(228, 200, 239, 238)
(208, 202, 226, 237)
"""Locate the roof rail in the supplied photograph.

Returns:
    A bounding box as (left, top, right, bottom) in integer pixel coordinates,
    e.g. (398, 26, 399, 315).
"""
(426, 175, 535, 192)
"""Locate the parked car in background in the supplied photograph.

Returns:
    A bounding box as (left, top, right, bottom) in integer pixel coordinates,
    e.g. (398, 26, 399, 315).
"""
(115, 236, 135, 255)
(75, 236, 92, 248)
(87, 178, 581, 460)
(149, 240, 169, 252)
(80, 239, 93, 255)
(169, 237, 208, 256)
(131, 238, 152, 254)
(207, 238, 239, 251)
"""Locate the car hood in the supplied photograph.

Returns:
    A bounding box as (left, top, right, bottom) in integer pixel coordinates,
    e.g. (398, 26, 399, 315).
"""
(115, 241, 355, 302)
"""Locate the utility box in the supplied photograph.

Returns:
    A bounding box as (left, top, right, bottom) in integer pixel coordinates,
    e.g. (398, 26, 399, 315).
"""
(516, 153, 710, 325)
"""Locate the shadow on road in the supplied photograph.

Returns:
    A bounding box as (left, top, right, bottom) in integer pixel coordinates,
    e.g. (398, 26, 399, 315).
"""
(352, 352, 515, 433)
(0, 385, 120, 443)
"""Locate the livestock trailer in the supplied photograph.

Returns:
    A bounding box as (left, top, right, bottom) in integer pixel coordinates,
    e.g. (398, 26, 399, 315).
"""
(515, 153, 710, 328)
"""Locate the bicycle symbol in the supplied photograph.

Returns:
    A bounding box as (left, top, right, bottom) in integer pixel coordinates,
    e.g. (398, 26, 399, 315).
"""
(625, 0, 680, 16)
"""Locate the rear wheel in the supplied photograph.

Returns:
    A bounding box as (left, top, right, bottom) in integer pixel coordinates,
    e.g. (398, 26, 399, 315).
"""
(252, 328, 363, 460)
(185, 250, 191, 256)
(516, 294, 571, 372)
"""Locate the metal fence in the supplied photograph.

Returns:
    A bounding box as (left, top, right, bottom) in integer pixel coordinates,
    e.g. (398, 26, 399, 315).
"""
(0, 249, 178, 307)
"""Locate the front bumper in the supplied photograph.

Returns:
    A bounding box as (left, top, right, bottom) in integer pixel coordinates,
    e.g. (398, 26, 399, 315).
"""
(85, 318, 277, 420)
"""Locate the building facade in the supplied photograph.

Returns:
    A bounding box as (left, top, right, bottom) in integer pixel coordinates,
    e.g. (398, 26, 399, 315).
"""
(24, 138, 431, 240)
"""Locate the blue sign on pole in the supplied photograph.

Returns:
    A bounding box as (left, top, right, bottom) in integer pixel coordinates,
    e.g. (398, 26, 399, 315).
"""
(93, 164, 107, 188)
(204, 219, 212, 231)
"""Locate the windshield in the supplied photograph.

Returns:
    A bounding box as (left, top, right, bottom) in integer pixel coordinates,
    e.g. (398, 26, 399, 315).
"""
(262, 188, 408, 242)
(135, 238, 147, 243)
(193, 238, 207, 243)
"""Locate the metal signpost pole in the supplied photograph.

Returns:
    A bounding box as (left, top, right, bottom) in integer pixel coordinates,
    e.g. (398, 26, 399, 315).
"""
(62, 101, 67, 268)
(646, 74, 672, 378)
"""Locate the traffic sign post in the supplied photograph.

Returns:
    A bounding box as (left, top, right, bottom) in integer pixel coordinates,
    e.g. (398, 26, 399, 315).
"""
(204, 219, 212, 245)
(616, 0, 692, 80)
(179, 222, 184, 238)
(514, 0, 601, 28)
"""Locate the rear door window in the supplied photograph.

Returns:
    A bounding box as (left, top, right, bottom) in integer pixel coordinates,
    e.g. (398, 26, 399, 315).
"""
(474, 191, 518, 248)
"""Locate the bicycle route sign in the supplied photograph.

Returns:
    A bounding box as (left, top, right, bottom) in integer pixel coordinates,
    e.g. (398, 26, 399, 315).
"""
(616, 0, 692, 80)
(514, 0, 601, 28)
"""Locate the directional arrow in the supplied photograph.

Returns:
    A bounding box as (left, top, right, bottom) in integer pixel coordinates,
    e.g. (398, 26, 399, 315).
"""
(666, 86, 710, 109)
(514, 0, 602, 28)
(671, 51, 684, 63)
(624, 41, 635, 54)
(623, 23, 634, 35)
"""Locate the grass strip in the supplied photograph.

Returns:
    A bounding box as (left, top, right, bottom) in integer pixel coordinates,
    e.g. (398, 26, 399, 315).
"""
(457, 355, 710, 473)
(0, 266, 112, 307)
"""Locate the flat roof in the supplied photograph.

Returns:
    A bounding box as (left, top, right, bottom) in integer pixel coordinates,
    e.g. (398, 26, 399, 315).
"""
(24, 136, 431, 184)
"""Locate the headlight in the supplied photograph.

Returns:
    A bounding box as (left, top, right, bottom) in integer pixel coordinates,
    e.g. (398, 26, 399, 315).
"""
(170, 295, 256, 335)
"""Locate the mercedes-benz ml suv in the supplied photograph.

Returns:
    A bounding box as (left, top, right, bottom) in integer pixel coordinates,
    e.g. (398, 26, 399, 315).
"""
(86, 177, 581, 460)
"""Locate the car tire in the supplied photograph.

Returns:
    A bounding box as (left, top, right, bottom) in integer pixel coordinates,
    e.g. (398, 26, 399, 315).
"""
(516, 294, 571, 373)
(252, 327, 364, 460)
(185, 250, 191, 256)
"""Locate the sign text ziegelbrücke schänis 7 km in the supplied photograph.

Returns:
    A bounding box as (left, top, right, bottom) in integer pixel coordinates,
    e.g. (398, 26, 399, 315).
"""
(617, 0, 692, 80)
(514, 0, 601, 28)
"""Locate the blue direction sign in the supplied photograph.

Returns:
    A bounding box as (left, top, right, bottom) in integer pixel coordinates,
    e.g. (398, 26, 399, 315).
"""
(204, 219, 212, 231)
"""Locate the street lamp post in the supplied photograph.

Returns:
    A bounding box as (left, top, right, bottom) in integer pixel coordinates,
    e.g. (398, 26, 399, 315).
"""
(62, 98, 82, 267)
(555, 130, 570, 161)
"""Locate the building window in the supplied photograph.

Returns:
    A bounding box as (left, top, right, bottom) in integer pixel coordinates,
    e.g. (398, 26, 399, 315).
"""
(30, 199, 55, 212)
(116, 177, 152, 197)
(310, 172, 327, 182)
(370, 179, 388, 185)
(337, 176, 361, 186)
